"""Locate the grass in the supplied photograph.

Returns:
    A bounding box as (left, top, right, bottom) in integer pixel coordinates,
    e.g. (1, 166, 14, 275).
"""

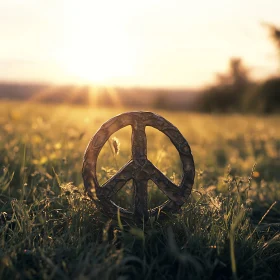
(0, 100, 279, 279)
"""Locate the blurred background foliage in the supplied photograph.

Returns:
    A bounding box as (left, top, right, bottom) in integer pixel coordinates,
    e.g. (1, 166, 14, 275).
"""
(198, 23, 280, 113)
(1, 24, 280, 114)
(2, 64, 279, 113)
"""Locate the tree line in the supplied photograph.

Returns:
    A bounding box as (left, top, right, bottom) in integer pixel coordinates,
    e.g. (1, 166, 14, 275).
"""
(197, 23, 280, 113)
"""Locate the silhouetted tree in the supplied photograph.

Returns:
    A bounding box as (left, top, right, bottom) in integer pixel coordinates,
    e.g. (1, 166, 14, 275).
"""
(263, 22, 280, 73)
(198, 58, 251, 112)
(153, 92, 169, 110)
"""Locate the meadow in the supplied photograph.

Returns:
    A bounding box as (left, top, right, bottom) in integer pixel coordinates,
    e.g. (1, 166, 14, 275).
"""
(0, 100, 279, 279)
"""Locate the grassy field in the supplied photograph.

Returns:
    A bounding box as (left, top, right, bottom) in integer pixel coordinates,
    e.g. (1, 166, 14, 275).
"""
(0, 100, 279, 279)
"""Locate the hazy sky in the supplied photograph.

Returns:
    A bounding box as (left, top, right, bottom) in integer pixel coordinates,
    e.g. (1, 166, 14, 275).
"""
(0, 0, 279, 88)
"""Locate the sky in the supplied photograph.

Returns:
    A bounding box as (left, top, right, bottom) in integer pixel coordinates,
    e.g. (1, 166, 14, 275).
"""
(0, 0, 279, 88)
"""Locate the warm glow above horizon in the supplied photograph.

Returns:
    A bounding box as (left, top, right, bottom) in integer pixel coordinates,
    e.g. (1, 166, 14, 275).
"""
(0, 0, 280, 88)
(58, 1, 136, 85)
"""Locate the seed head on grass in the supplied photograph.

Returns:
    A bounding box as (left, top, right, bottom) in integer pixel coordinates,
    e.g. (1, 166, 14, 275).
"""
(112, 137, 120, 155)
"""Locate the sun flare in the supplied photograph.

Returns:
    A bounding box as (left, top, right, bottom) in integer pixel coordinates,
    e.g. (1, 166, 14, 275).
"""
(57, 2, 135, 85)
(61, 38, 135, 84)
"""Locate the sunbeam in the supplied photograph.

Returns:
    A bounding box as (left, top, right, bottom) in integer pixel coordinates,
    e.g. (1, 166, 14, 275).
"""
(105, 87, 123, 108)
(28, 85, 58, 103)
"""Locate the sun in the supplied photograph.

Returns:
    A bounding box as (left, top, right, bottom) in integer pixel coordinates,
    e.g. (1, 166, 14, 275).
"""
(57, 1, 135, 85)
(61, 39, 134, 85)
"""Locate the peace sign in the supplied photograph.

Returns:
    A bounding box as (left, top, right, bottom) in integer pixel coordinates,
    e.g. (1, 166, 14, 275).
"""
(82, 112, 195, 221)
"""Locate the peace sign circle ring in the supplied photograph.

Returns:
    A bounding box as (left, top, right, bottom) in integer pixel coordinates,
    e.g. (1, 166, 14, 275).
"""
(82, 111, 195, 221)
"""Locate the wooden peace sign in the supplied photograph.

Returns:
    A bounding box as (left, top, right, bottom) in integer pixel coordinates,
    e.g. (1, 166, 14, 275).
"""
(82, 112, 195, 221)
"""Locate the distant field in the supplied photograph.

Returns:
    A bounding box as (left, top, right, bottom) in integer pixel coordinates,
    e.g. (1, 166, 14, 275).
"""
(0, 101, 279, 279)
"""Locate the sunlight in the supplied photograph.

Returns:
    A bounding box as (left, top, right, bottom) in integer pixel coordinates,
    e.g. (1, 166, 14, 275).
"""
(88, 86, 99, 107)
(106, 87, 123, 108)
(61, 41, 134, 84)
(58, 1, 135, 85)
(28, 85, 57, 102)
(29, 82, 122, 108)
